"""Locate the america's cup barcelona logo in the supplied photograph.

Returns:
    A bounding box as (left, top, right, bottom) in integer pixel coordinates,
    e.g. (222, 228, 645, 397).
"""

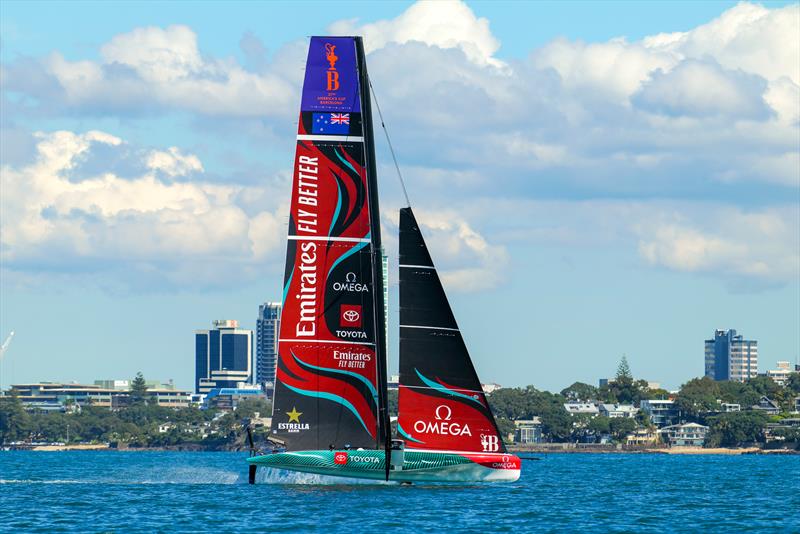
(325, 43, 340, 91)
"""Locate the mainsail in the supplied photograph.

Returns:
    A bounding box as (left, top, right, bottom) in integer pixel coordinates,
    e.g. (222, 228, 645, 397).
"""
(397, 207, 506, 453)
(271, 37, 389, 452)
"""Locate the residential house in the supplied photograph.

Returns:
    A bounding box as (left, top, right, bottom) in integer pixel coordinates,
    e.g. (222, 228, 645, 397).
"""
(720, 403, 741, 412)
(598, 403, 638, 418)
(751, 396, 780, 416)
(660, 423, 709, 447)
(514, 418, 543, 444)
(563, 403, 599, 416)
(626, 428, 659, 446)
(640, 400, 679, 427)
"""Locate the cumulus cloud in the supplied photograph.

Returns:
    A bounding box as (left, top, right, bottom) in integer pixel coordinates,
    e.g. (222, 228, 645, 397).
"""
(1, 1, 798, 293)
(633, 59, 771, 119)
(329, 0, 504, 68)
(0, 130, 285, 289)
(2, 25, 298, 117)
(637, 206, 799, 283)
(384, 207, 509, 292)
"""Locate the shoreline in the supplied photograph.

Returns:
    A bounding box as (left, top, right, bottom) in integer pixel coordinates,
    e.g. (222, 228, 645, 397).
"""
(3, 444, 797, 455)
(509, 446, 800, 455)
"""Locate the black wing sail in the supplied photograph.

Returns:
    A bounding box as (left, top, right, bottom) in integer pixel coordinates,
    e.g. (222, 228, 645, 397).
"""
(396, 207, 506, 453)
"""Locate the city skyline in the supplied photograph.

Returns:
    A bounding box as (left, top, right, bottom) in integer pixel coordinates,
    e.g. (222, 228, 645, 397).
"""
(1, 1, 798, 392)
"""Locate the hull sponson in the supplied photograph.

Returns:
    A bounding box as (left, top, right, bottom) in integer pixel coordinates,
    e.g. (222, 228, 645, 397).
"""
(247, 449, 521, 483)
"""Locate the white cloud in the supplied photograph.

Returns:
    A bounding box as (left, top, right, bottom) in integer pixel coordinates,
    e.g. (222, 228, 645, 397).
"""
(637, 206, 799, 282)
(146, 147, 204, 177)
(394, 208, 509, 292)
(10, 25, 298, 117)
(0, 130, 285, 289)
(633, 59, 770, 119)
(644, 2, 800, 86)
(329, 0, 504, 68)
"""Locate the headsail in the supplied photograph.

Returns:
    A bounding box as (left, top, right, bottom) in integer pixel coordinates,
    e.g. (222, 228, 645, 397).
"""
(270, 37, 388, 451)
(397, 207, 506, 453)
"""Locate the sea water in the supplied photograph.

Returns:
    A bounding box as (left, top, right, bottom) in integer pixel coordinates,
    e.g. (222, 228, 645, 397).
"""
(1, 451, 798, 532)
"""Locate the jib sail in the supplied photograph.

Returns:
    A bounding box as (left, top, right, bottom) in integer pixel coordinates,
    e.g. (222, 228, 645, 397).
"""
(270, 37, 388, 452)
(397, 207, 506, 453)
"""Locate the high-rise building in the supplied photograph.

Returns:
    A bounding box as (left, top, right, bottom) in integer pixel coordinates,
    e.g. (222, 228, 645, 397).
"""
(704, 329, 758, 382)
(256, 302, 281, 390)
(195, 320, 253, 394)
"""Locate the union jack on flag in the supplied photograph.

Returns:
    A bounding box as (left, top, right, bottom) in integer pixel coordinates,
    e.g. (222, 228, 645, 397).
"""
(330, 113, 350, 125)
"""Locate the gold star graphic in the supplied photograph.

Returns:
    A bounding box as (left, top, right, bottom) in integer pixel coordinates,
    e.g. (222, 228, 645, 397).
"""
(286, 407, 303, 423)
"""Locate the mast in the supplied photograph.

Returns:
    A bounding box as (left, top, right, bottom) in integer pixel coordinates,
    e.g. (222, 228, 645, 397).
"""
(354, 36, 392, 477)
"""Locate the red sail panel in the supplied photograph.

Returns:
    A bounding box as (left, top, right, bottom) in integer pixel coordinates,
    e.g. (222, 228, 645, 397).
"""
(270, 37, 381, 451)
(397, 207, 506, 453)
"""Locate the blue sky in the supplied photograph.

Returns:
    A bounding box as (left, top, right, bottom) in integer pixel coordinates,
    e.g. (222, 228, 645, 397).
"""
(1, 0, 798, 393)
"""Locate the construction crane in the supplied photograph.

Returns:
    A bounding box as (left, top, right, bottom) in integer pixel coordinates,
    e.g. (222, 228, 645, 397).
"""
(0, 331, 13, 362)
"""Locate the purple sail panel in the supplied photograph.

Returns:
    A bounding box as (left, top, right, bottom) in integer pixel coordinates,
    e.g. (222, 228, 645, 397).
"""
(300, 37, 361, 113)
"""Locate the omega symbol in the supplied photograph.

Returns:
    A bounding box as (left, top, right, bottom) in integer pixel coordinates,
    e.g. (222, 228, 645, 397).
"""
(435, 405, 452, 421)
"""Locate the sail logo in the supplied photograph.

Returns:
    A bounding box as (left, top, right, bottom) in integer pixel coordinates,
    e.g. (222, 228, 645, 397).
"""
(294, 240, 319, 338)
(334, 452, 348, 465)
(332, 272, 369, 293)
(351, 456, 380, 464)
(340, 305, 362, 327)
(491, 455, 518, 469)
(413, 405, 472, 437)
(436, 405, 452, 421)
(333, 349, 371, 369)
(325, 43, 340, 91)
(278, 406, 310, 432)
(481, 434, 500, 452)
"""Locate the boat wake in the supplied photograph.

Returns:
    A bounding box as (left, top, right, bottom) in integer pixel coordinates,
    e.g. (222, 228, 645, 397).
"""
(256, 468, 393, 485)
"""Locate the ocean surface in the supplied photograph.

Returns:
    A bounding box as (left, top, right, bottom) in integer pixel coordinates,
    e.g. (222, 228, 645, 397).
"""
(1, 451, 798, 532)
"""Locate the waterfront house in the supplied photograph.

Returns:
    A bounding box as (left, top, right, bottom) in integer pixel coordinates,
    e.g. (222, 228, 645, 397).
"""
(514, 418, 543, 444)
(625, 429, 658, 446)
(640, 400, 679, 427)
(751, 396, 780, 416)
(659, 423, 709, 447)
(598, 403, 638, 418)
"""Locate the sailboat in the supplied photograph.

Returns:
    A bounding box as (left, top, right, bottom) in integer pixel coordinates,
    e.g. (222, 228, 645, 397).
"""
(247, 36, 520, 483)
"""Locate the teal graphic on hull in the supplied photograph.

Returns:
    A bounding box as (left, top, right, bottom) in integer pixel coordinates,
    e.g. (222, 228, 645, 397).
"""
(247, 449, 521, 483)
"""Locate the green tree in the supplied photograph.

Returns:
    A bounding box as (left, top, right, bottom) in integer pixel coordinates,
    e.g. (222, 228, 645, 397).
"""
(675, 377, 720, 421)
(234, 398, 272, 419)
(130, 372, 149, 406)
(717, 380, 760, 408)
(495, 417, 516, 440)
(616, 355, 633, 382)
(786, 372, 800, 395)
(587, 416, 611, 435)
(609, 417, 637, 441)
(560, 382, 598, 401)
(0, 392, 31, 444)
(386, 389, 398, 418)
(705, 411, 768, 447)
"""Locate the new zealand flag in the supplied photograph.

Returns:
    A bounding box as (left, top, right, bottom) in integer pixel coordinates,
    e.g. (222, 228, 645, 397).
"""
(312, 113, 350, 134)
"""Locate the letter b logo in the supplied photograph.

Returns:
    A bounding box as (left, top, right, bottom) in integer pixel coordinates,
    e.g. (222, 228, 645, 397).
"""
(482, 435, 499, 452)
(327, 71, 340, 91)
